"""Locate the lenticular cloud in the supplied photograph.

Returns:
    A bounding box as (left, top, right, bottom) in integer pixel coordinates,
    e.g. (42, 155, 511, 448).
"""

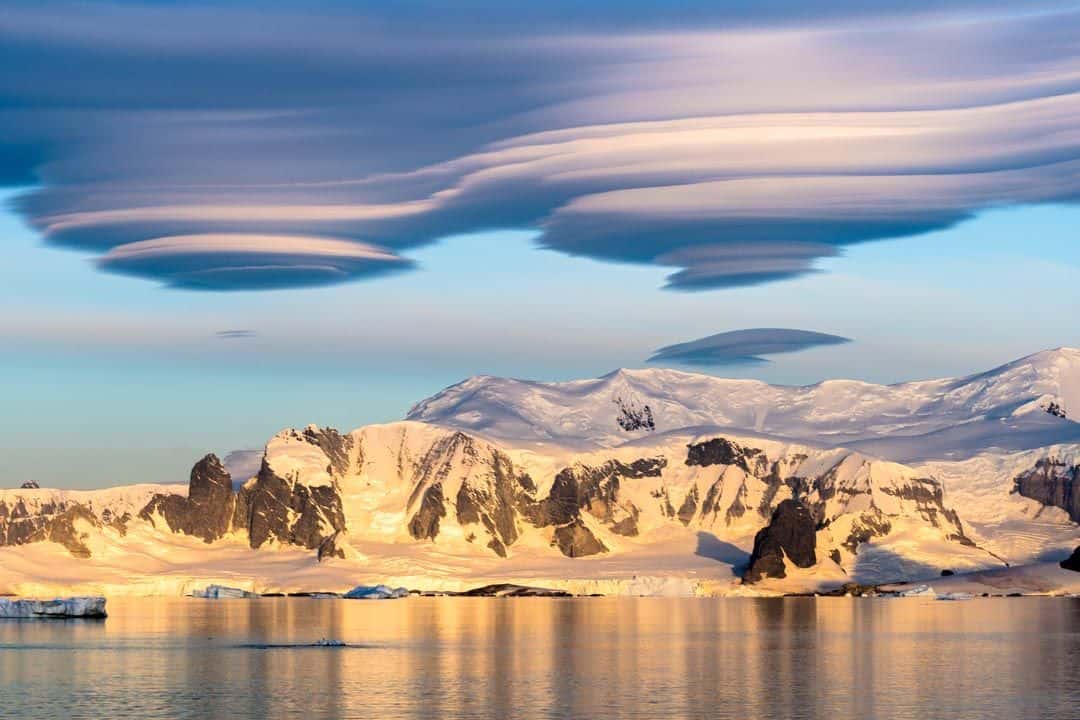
(2, 3, 1080, 290)
(648, 329, 852, 366)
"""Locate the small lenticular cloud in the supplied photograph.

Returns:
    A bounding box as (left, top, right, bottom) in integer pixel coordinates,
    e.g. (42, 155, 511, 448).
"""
(216, 329, 257, 340)
(648, 328, 851, 366)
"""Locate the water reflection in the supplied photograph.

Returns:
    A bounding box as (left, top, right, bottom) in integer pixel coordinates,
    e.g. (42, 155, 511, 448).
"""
(0, 597, 1077, 719)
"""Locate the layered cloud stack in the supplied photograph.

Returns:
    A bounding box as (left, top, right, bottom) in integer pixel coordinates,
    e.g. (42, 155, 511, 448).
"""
(3, 3, 1080, 290)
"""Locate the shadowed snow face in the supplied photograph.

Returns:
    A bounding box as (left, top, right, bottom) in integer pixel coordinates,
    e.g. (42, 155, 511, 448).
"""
(3, 2, 1080, 290)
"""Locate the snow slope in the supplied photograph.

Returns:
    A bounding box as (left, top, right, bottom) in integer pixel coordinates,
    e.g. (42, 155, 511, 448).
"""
(408, 348, 1080, 461)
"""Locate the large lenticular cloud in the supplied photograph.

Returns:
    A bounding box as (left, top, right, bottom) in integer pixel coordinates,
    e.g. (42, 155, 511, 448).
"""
(2, 2, 1080, 290)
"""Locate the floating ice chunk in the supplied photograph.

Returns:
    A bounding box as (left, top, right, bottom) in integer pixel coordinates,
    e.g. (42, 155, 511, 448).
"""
(314, 638, 347, 647)
(344, 584, 409, 599)
(889, 584, 936, 598)
(190, 585, 258, 599)
(0, 597, 107, 618)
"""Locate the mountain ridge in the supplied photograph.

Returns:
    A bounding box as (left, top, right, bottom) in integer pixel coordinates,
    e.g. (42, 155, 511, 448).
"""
(407, 347, 1080, 460)
(1, 348, 1078, 597)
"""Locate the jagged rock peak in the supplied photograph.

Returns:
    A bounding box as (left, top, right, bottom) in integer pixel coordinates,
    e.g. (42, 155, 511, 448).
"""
(139, 453, 235, 544)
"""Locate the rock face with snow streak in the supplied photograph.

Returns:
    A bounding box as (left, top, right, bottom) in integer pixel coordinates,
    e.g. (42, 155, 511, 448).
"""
(0, 488, 146, 558)
(1014, 458, 1079, 522)
(1062, 547, 1080, 572)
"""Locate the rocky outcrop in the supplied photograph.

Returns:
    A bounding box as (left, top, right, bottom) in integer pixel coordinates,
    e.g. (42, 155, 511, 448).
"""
(300, 425, 354, 477)
(744, 500, 817, 583)
(0, 498, 100, 557)
(1061, 546, 1080, 572)
(1014, 458, 1080, 522)
(19, 480, 39, 489)
(551, 519, 607, 557)
(614, 393, 655, 432)
(456, 583, 572, 597)
(519, 459, 662, 555)
(686, 438, 763, 472)
(239, 457, 346, 550)
(408, 482, 446, 541)
(455, 450, 533, 556)
(317, 531, 346, 561)
(140, 454, 236, 543)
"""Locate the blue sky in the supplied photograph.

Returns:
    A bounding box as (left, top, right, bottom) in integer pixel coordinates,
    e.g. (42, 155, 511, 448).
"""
(2, 2, 1080, 487)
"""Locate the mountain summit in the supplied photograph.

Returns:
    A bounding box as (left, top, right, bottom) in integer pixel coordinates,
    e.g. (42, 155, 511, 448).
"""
(408, 348, 1080, 461)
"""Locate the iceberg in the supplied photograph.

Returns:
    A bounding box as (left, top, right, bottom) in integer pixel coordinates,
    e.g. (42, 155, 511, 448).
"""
(0, 596, 107, 618)
(936, 592, 975, 601)
(890, 584, 936, 598)
(344, 584, 410, 599)
(190, 585, 259, 599)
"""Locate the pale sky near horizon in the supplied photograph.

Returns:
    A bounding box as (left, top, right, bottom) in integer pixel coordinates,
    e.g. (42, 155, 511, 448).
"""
(2, 2, 1079, 487)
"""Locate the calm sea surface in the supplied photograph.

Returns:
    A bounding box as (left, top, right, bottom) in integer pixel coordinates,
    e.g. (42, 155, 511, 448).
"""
(1, 597, 1077, 719)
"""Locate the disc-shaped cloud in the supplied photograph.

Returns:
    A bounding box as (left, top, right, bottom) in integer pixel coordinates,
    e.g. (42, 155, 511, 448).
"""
(97, 234, 413, 290)
(648, 329, 852, 366)
(4, 3, 1080, 291)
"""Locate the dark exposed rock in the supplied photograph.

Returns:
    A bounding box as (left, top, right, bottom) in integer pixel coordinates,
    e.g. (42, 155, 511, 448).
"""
(1045, 401, 1067, 419)
(609, 516, 639, 537)
(615, 394, 655, 432)
(620, 457, 667, 478)
(1014, 458, 1080, 523)
(842, 510, 892, 554)
(940, 569, 955, 576)
(817, 582, 878, 597)
(677, 485, 699, 526)
(455, 451, 526, 554)
(829, 549, 842, 565)
(744, 500, 817, 583)
(19, 480, 39, 489)
(100, 508, 131, 536)
(1061, 546, 1080, 572)
(455, 583, 572, 597)
(520, 460, 643, 542)
(551, 519, 607, 557)
(878, 477, 968, 539)
(317, 531, 346, 561)
(299, 426, 354, 477)
(686, 438, 759, 471)
(700, 482, 720, 519)
(236, 456, 346, 550)
(44, 505, 98, 558)
(0, 497, 100, 557)
(225, 428, 350, 551)
(140, 454, 236, 543)
(408, 483, 446, 540)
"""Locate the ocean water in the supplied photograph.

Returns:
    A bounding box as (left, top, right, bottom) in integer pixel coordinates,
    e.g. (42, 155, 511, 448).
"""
(1, 597, 1077, 719)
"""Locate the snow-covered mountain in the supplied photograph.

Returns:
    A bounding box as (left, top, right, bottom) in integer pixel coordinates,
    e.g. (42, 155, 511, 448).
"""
(408, 348, 1080, 461)
(1, 349, 1078, 597)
